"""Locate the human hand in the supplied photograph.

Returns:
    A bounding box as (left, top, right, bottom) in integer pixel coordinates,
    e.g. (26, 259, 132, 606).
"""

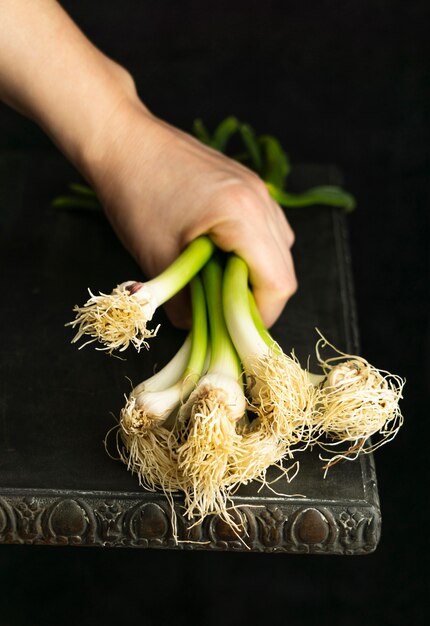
(85, 102, 297, 328)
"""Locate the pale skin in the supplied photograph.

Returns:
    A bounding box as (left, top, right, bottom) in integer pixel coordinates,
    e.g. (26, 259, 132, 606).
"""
(0, 0, 297, 327)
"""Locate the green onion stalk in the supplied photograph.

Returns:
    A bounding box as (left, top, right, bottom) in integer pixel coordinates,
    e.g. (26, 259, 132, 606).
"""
(247, 282, 405, 469)
(176, 256, 247, 523)
(131, 333, 192, 398)
(118, 277, 208, 494)
(67, 236, 214, 353)
(223, 255, 319, 452)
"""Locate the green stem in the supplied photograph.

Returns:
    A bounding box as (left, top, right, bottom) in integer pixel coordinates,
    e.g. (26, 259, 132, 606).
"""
(132, 279, 207, 421)
(222, 255, 268, 362)
(201, 256, 241, 379)
(248, 288, 324, 384)
(68, 183, 98, 197)
(182, 276, 208, 388)
(51, 196, 101, 211)
(267, 183, 356, 213)
(133, 334, 192, 395)
(247, 289, 278, 351)
(147, 236, 215, 305)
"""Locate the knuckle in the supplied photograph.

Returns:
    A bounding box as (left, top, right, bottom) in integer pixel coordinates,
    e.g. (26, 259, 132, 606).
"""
(221, 182, 259, 212)
(250, 175, 271, 199)
(270, 271, 298, 299)
(209, 169, 272, 217)
(289, 274, 298, 295)
(286, 223, 296, 247)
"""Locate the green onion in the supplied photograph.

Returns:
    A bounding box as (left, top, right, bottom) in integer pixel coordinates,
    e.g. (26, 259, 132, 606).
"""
(177, 256, 246, 522)
(67, 236, 215, 353)
(259, 134, 291, 189)
(132, 334, 192, 396)
(192, 118, 212, 146)
(266, 183, 356, 213)
(238, 123, 263, 172)
(67, 183, 97, 197)
(119, 276, 208, 493)
(51, 195, 101, 211)
(312, 335, 405, 470)
(52, 182, 102, 211)
(211, 116, 239, 152)
(223, 255, 319, 450)
(247, 286, 404, 468)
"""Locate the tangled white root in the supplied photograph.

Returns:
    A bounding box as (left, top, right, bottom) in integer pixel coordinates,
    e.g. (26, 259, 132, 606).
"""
(68, 284, 159, 353)
(118, 397, 180, 493)
(177, 388, 244, 525)
(245, 351, 320, 449)
(313, 336, 405, 467)
(228, 421, 294, 490)
(120, 395, 161, 434)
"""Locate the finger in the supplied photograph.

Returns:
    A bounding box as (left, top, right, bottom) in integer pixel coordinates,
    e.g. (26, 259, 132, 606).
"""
(208, 216, 296, 328)
(210, 191, 297, 327)
(253, 200, 297, 325)
(250, 245, 297, 328)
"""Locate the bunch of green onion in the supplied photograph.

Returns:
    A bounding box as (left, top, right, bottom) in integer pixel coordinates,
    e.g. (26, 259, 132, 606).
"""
(69, 237, 404, 527)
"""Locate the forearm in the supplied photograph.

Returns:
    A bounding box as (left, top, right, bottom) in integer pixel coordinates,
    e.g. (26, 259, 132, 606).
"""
(0, 0, 140, 171)
(0, 1, 297, 327)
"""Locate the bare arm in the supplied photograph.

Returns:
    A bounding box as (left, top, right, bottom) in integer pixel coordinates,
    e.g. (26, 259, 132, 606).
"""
(0, 0, 297, 326)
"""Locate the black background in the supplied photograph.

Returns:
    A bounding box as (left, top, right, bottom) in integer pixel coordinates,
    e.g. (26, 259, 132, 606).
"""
(0, 1, 428, 624)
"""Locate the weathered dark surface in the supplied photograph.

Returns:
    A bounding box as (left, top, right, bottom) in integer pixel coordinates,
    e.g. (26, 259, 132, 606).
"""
(0, 150, 379, 553)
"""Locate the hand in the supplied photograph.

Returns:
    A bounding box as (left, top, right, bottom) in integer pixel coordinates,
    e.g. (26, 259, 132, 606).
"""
(85, 101, 297, 328)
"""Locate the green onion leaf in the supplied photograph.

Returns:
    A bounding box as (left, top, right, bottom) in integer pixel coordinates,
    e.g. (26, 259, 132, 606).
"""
(68, 183, 98, 197)
(267, 183, 356, 212)
(51, 196, 102, 211)
(239, 123, 263, 172)
(201, 255, 241, 378)
(259, 134, 291, 189)
(211, 116, 239, 152)
(193, 118, 212, 146)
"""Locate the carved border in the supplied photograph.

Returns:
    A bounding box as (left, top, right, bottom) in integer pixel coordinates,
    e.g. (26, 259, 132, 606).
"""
(0, 490, 380, 554)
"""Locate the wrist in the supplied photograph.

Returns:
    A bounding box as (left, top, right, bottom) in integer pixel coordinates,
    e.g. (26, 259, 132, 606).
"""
(79, 83, 154, 196)
(61, 59, 146, 175)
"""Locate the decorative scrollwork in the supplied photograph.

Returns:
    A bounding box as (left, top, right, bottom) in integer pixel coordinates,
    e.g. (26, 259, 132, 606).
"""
(0, 491, 381, 553)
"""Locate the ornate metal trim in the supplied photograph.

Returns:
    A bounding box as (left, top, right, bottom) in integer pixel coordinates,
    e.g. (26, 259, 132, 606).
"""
(0, 484, 380, 554)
